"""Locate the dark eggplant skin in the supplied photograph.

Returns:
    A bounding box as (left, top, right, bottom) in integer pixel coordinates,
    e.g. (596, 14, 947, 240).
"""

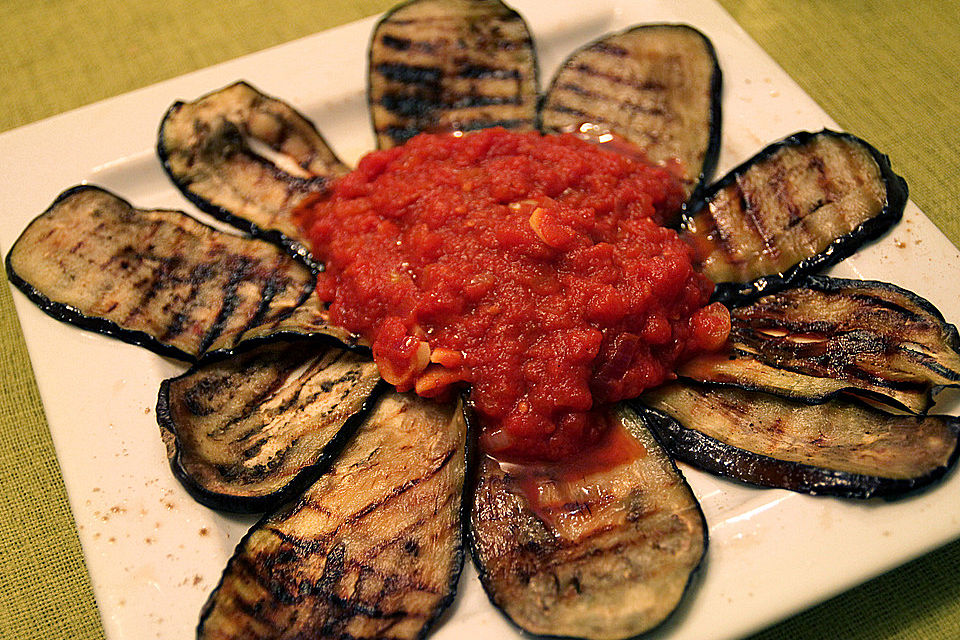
(157, 340, 384, 514)
(4, 185, 344, 363)
(540, 23, 722, 206)
(678, 275, 960, 414)
(682, 129, 908, 305)
(635, 384, 960, 499)
(196, 391, 470, 640)
(368, 0, 539, 149)
(468, 404, 706, 640)
(158, 81, 349, 267)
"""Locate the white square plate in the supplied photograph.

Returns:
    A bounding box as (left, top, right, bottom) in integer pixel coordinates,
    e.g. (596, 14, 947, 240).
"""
(2, 1, 959, 639)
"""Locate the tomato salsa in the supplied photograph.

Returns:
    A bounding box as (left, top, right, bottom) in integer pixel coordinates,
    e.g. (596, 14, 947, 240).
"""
(296, 128, 729, 461)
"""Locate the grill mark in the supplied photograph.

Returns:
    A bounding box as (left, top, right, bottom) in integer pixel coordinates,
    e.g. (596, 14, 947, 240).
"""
(241, 147, 331, 193)
(540, 102, 611, 129)
(706, 183, 749, 264)
(381, 125, 426, 146)
(842, 291, 928, 323)
(452, 117, 531, 132)
(274, 444, 460, 554)
(374, 62, 443, 86)
(358, 490, 457, 560)
(554, 82, 668, 118)
(180, 373, 240, 419)
(380, 34, 412, 51)
(741, 173, 780, 261)
(196, 256, 253, 355)
(219, 442, 291, 484)
(543, 520, 687, 572)
(207, 363, 298, 435)
(128, 255, 188, 338)
(568, 62, 672, 93)
(378, 93, 439, 118)
(230, 274, 282, 348)
(590, 41, 629, 57)
(457, 64, 521, 80)
(319, 446, 458, 539)
(450, 94, 523, 109)
(225, 476, 458, 629)
(205, 355, 368, 450)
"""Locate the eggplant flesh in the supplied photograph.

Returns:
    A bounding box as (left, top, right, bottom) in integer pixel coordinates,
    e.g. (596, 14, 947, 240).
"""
(679, 275, 960, 414)
(540, 24, 721, 204)
(638, 383, 960, 498)
(198, 391, 468, 640)
(470, 405, 705, 640)
(4, 185, 343, 362)
(159, 81, 349, 264)
(158, 341, 382, 513)
(682, 130, 908, 304)
(369, 0, 539, 149)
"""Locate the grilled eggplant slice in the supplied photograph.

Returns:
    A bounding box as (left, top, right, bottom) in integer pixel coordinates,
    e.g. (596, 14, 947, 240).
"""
(198, 391, 468, 640)
(678, 276, 960, 414)
(369, 0, 539, 148)
(682, 129, 908, 304)
(159, 81, 349, 263)
(5, 185, 343, 361)
(540, 24, 722, 204)
(158, 341, 382, 513)
(638, 383, 960, 498)
(470, 405, 705, 640)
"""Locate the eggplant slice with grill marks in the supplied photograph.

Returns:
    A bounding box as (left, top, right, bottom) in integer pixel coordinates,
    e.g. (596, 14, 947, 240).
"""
(682, 129, 908, 304)
(678, 275, 960, 414)
(637, 383, 960, 499)
(470, 404, 706, 640)
(5, 185, 348, 362)
(369, 0, 539, 148)
(158, 341, 383, 513)
(540, 24, 722, 204)
(198, 391, 468, 640)
(159, 81, 350, 264)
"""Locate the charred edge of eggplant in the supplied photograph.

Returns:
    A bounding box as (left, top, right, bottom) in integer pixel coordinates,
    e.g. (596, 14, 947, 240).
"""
(630, 399, 960, 500)
(156, 86, 331, 272)
(367, 0, 540, 149)
(463, 401, 709, 640)
(689, 130, 909, 307)
(536, 23, 722, 212)
(158, 369, 390, 514)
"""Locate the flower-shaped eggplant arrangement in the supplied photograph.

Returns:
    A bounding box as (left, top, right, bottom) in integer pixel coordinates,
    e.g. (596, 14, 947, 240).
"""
(6, 0, 960, 639)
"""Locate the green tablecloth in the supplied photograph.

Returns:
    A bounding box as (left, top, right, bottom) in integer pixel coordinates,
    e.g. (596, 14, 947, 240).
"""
(1, 1, 958, 638)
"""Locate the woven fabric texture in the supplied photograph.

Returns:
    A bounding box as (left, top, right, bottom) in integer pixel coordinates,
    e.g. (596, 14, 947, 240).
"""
(0, 1, 957, 639)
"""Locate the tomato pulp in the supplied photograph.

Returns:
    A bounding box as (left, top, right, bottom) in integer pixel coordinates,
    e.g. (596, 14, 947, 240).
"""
(296, 128, 729, 461)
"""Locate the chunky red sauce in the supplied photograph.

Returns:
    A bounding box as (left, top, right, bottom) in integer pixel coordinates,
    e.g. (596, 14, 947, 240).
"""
(296, 128, 729, 461)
